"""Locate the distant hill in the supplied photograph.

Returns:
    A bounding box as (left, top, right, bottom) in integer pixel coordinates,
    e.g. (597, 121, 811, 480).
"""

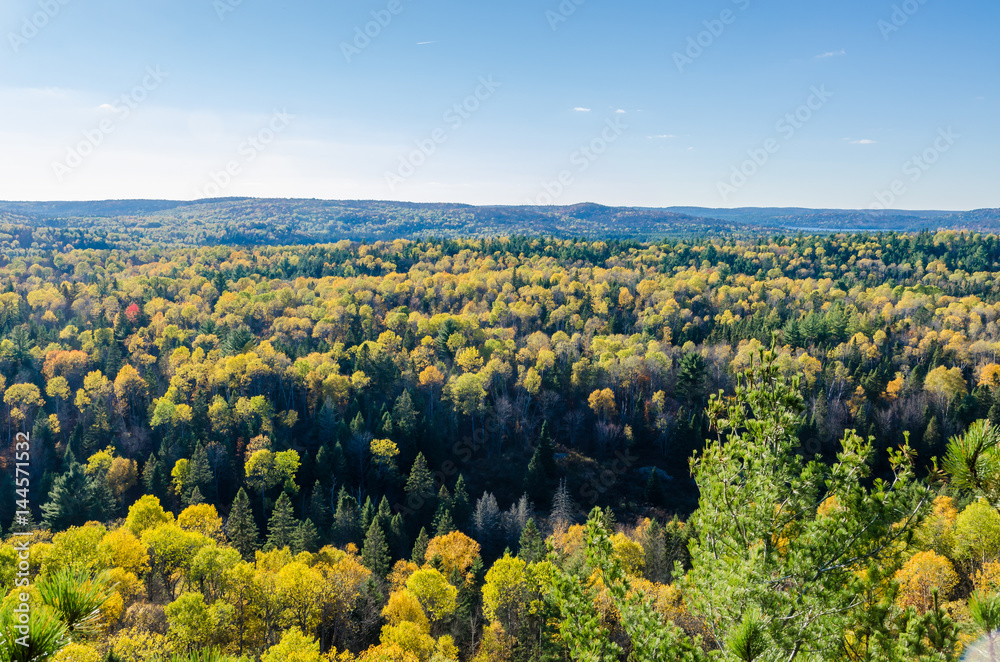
(0, 198, 996, 245)
(665, 207, 1000, 232)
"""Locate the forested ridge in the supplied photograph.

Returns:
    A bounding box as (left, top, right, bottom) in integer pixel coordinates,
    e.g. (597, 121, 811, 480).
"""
(2, 230, 1000, 660)
(3, 198, 1000, 245)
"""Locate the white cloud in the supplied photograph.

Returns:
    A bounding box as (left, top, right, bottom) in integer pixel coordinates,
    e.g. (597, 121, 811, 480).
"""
(573, 107, 591, 112)
(416, 41, 437, 45)
(647, 134, 676, 139)
(615, 109, 626, 114)
(816, 49, 846, 58)
(848, 139, 877, 145)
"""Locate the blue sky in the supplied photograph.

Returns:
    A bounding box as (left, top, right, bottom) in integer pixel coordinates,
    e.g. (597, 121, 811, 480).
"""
(0, 0, 996, 209)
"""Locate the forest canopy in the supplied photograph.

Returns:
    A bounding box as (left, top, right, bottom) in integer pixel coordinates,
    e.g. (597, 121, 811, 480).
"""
(1, 229, 1000, 660)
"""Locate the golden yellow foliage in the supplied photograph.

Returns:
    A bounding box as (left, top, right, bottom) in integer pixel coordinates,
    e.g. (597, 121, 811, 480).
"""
(424, 531, 480, 578)
(894, 550, 959, 613)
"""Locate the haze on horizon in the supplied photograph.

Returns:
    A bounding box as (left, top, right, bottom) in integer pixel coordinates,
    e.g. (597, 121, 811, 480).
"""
(0, 0, 996, 211)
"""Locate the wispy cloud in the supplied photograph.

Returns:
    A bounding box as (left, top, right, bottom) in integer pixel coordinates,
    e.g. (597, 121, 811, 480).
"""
(614, 109, 626, 114)
(845, 138, 877, 145)
(573, 107, 591, 112)
(416, 41, 437, 45)
(816, 49, 846, 58)
(647, 134, 676, 139)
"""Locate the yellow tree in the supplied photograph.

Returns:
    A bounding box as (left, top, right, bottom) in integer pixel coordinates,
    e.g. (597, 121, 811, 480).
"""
(113, 363, 148, 426)
(923, 365, 967, 413)
(424, 531, 481, 579)
(125, 495, 174, 537)
(371, 439, 400, 480)
(276, 561, 324, 633)
(894, 551, 959, 613)
(406, 568, 457, 622)
(481, 554, 528, 634)
(4, 382, 44, 430)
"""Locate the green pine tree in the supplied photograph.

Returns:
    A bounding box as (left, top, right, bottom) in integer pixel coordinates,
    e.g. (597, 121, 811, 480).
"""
(389, 513, 408, 559)
(524, 449, 548, 505)
(782, 317, 803, 348)
(405, 452, 435, 504)
(433, 508, 455, 537)
(361, 520, 391, 578)
(307, 480, 332, 532)
(331, 442, 347, 478)
(411, 527, 430, 564)
(315, 446, 332, 485)
(393, 391, 417, 436)
(187, 485, 205, 506)
(41, 461, 97, 531)
(452, 474, 471, 525)
(188, 443, 214, 501)
(517, 518, 545, 564)
(226, 488, 259, 560)
(359, 496, 374, 533)
(333, 488, 361, 546)
(538, 421, 556, 476)
(141, 455, 159, 492)
(376, 496, 392, 528)
(684, 343, 928, 661)
(266, 492, 297, 550)
(293, 518, 320, 554)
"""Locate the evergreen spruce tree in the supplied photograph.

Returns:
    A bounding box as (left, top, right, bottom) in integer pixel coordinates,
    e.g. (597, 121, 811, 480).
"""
(266, 492, 297, 550)
(350, 412, 365, 437)
(104, 340, 122, 377)
(333, 488, 361, 546)
(359, 496, 375, 534)
(676, 352, 709, 407)
(411, 527, 430, 564)
(405, 452, 435, 505)
(141, 455, 157, 492)
(307, 480, 332, 533)
(782, 317, 803, 348)
(142, 454, 166, 499)
(517, 518, 545, 564)
(376, 496, 392, 529)
(393, 391, 417, 436)
(433, 508, 456, 537)
(436, 485, 452, 513)
(452, 556, 485, 651)
(187, 485, 205, 506)
(188, 443, 214, 501)
(379, 411, 393, 436)
(9, 508, 37, 535)
(293, 518, 320, 554)
(524, 448, 548, 505)
(922, 416, 943, 457)
(227, 488, 259, 560)
(315, 446, 332, 485)
(361, 519, 391, 578)
(452, 474, 471, 526)
(389, 513, 408, 559)
(41, 460, 96, 531)
(331, 442, 348, 479)
(538, 421, 556, 476)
